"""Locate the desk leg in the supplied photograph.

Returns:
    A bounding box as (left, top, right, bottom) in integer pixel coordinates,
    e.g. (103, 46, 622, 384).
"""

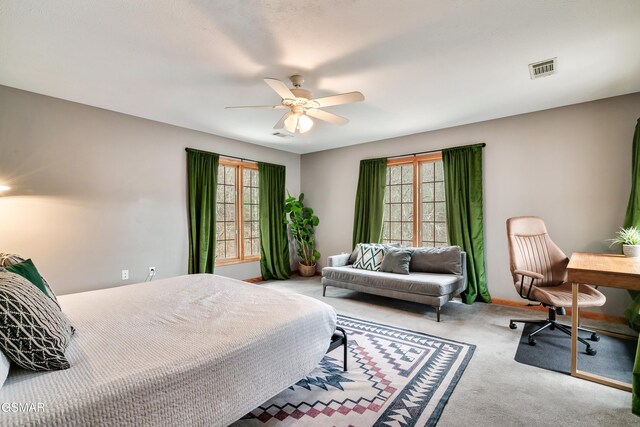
(571, 282, 578, 376)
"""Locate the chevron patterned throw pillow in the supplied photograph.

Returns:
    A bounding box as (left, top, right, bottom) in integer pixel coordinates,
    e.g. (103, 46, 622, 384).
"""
(353, 244, 385, 271)
(0, 253, 60, 309)
(0, 271, 73, 371)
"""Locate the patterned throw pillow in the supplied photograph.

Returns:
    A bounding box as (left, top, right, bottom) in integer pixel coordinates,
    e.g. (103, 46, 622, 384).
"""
(353, 244, 385, 271)
(0, 271, 73, 371)
(0, 253, 60, 309)
(0, 350, 9, 389)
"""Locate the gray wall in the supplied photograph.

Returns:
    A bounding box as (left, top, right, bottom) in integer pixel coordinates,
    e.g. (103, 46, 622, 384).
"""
(0, 85, 300, 294)
(301, 92, 640, 316)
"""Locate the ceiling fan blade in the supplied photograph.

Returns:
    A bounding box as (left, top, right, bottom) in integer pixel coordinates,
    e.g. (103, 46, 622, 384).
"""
(306, 109, 349, 125)
(274, 111, 293, 129)
(311, 91, 364, 108)
(225, 105, 286, 109)
(264, 78, 296, 100)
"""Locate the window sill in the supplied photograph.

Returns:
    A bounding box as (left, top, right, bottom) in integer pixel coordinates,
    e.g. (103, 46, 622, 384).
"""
(215, 256, 260, 267)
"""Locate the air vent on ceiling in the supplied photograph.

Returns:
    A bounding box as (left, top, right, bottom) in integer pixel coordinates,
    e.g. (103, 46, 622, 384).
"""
(272, 132, 294, 138)
(529, 58, 557, 79)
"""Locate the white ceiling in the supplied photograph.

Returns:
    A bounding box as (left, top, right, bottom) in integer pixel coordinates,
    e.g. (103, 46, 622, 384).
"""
(1, 1, 639, 154)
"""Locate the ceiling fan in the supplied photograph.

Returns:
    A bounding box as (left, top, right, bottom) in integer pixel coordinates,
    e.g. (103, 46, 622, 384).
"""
(226, 75, 365, 134)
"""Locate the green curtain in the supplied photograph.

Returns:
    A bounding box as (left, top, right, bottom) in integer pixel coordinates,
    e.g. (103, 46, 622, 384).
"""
(187, 148, 219, 274)
(622, 118, 640, 415)
(258, 162, 291, 280)
(443, 144, 491, 304)
(352, 158, 388, 248)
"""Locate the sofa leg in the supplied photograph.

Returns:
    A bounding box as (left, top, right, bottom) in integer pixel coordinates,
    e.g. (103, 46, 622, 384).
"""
(436, 306, 441, 322)
(323, 285, 326, 297)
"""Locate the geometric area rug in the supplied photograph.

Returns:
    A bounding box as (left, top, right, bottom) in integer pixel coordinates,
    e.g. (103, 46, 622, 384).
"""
(235, 315, 476, 427)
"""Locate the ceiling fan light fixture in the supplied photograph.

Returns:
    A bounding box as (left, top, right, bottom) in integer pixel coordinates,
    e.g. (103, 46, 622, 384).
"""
(297, 114, 314, 133)
(284, 113, 299, 133)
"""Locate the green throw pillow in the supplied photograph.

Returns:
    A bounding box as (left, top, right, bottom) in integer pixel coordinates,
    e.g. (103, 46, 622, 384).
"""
(5, 259, 49, 297)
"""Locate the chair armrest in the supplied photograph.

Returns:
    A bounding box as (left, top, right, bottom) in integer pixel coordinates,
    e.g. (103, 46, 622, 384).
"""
(514, 269, 544, 280)
(327, 253, 350, 267)
(513, 269, 542, 300)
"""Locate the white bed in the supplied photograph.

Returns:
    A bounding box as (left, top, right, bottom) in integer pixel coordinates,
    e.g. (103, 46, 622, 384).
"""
(0, 274, 337, 426)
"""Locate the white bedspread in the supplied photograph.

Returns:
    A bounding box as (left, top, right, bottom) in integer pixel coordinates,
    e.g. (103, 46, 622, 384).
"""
(0, 274, 336, 426)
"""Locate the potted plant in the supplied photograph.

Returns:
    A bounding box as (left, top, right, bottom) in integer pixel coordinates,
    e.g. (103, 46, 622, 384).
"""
(284, 193, 320, 276)
(609, 226, 640, 257)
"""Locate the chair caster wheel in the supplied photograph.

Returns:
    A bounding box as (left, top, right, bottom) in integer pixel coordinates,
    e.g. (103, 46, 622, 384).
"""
(528, 337, 536, 346)
(509, 322, 517, 330)
(590, 333, 600, 342)
(586, 346, 597, 356)
(550, 324, 555, 330)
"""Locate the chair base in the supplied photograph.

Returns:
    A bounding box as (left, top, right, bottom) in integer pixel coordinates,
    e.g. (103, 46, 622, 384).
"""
(509, 307, 600, 356)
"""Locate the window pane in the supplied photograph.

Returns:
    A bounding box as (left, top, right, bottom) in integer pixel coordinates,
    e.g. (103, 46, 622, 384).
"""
(435, 161, 444, 181)
(390, 186, 401, 203)
(423, 203, 434, 221)
(226, 240, 237, 258)
(435, 202, 446, 222)
(390, 222, 401, 240)
(242, 168, 260, 258)
(226, 203, 236, 221)
(401, 165, 412, 183)
(216, 165, 238, 260)
(225, 167, 234, 185)
(390, 166, 401, 184)
(402, 203, 413, 221)
(422, 182, 434, 202)
(434, 182, 445, 202)
(390, 204, 401, 221)
(382, 164, 414, 245)
(419, 159, 447, 248)
(216, 240, 225, 259)
(435, 223, 447, 243)
(401, 222, 413, 241)
(401, 184, 412, 203)
(421, 162, 434, 181)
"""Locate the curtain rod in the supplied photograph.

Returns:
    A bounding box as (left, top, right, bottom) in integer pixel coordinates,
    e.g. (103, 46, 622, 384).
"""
(386, 142, 486, 160)
(185, 148, 258, 164)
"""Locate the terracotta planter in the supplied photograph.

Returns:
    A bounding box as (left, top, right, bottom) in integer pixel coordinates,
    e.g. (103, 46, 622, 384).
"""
(622, 244, 640, 257)
(299, 263, 317, 277)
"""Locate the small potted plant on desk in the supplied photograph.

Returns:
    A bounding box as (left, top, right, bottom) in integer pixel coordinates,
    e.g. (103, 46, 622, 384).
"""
(284, 193, 320, 276)
(609, 226, 640, 257)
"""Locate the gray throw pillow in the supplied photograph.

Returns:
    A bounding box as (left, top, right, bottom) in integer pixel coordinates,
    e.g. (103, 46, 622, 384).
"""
(409, 246, 462, 274)
(381, 248, 413, 275)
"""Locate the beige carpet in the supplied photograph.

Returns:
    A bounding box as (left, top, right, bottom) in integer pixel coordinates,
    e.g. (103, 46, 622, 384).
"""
(257, 275, 638, 426)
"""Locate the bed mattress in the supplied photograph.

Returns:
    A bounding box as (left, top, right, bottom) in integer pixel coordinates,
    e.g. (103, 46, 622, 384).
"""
(0, 274, 336, 426)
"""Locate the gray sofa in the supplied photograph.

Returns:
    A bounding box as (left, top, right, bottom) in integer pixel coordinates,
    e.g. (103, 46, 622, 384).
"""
(321, 246, 467, 321)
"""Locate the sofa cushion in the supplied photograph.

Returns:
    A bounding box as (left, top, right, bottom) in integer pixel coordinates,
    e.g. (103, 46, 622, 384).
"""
(380, 248, 412, 275)
(353, 244, 385, 271)
(348, 243, 400, 264)
(322, 266, 461, 297)
(409, 246, 462, 274)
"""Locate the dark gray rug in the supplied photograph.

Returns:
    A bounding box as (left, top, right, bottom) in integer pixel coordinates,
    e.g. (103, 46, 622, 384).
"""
(514, 323, 637, 383)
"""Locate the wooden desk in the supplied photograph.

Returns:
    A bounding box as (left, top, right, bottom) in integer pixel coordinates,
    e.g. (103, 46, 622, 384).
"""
(567, 252, 640, 391)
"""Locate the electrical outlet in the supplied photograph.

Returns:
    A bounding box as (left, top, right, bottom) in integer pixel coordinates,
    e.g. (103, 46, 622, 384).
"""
(121, 269, 129, 280)
(149, 266, 156, 277)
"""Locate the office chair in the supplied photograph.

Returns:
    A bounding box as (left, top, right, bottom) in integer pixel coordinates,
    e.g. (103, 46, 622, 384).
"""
(506, 216, 606, 355)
